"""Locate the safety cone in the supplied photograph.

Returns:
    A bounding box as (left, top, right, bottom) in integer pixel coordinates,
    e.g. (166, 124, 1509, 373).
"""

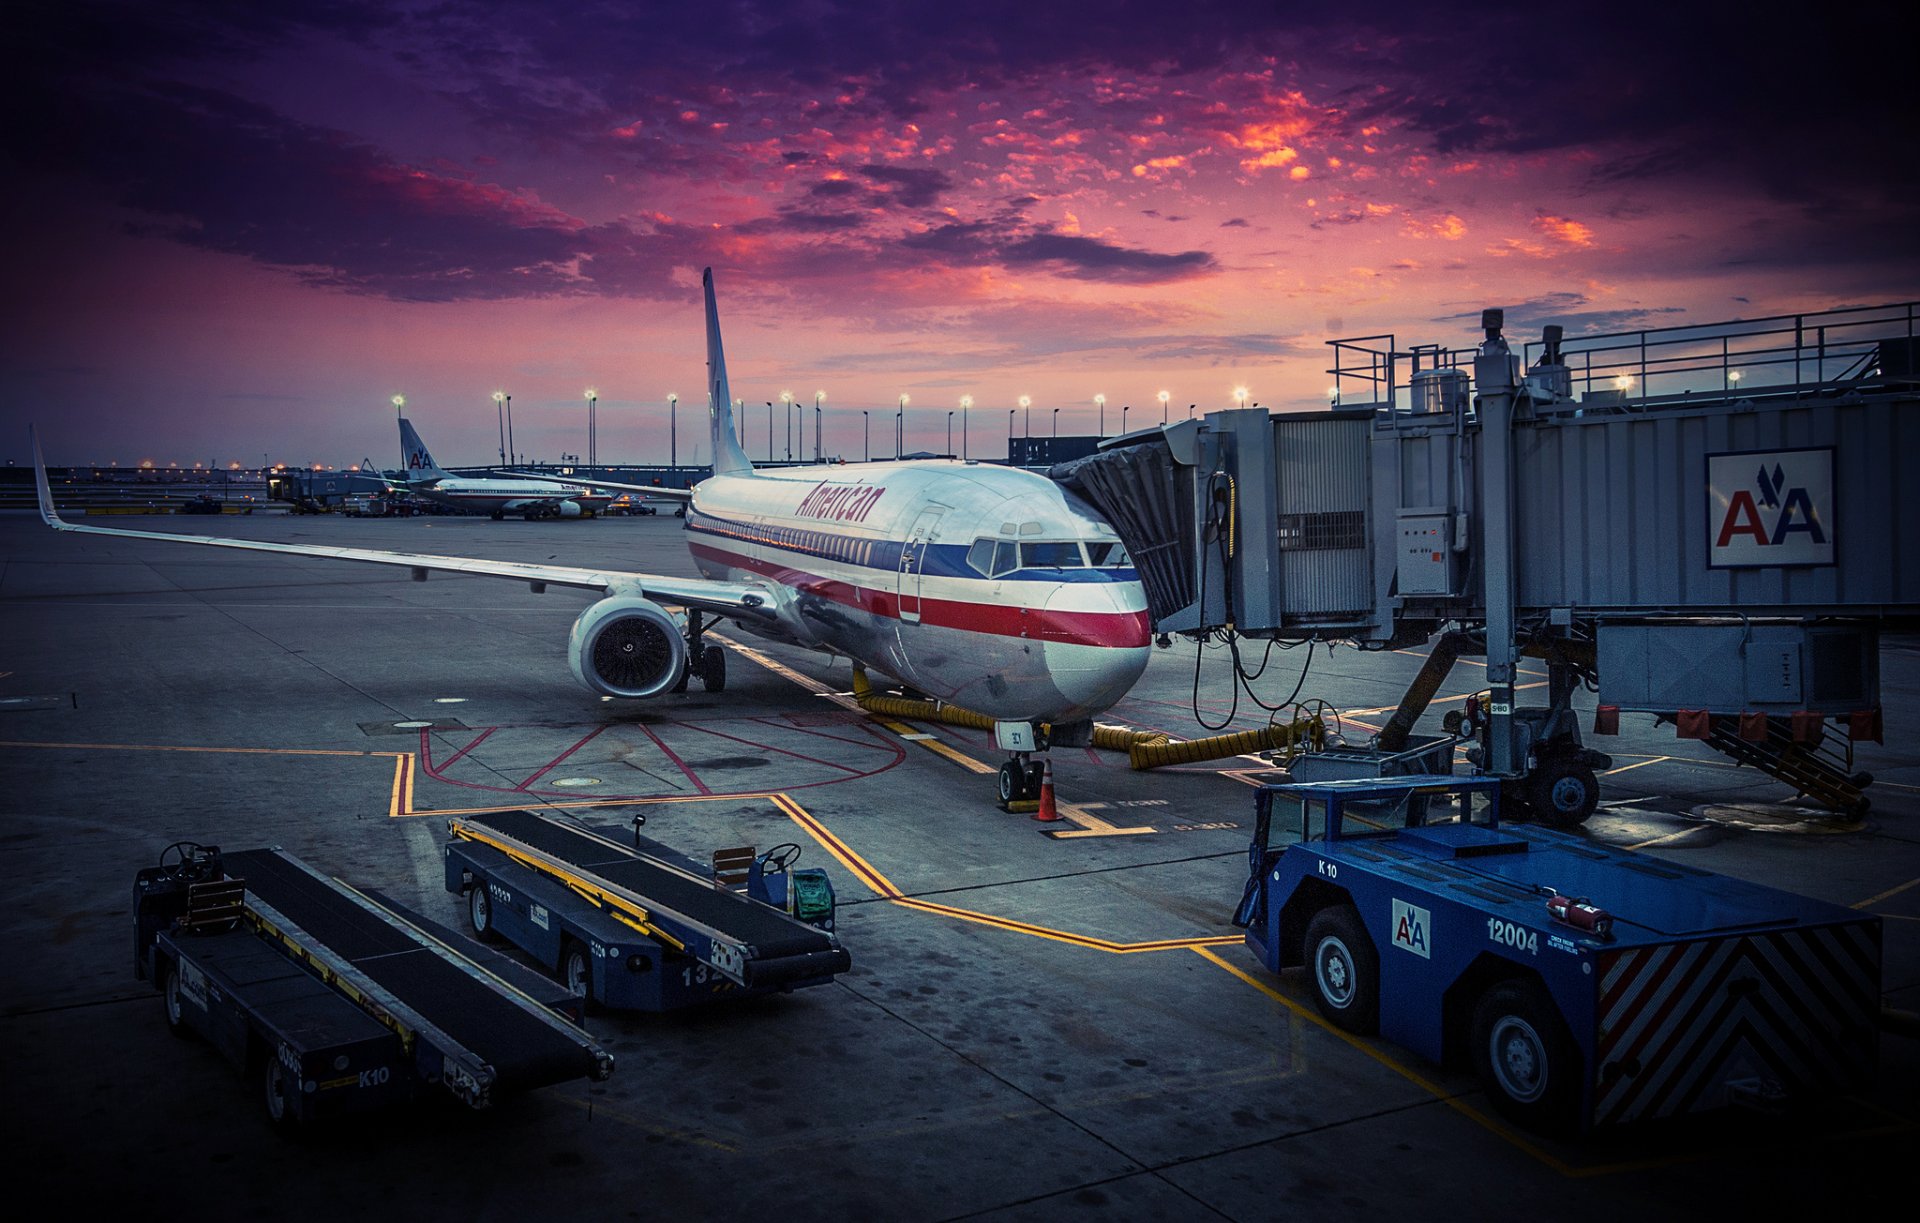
(1032, 758, 1061, 822)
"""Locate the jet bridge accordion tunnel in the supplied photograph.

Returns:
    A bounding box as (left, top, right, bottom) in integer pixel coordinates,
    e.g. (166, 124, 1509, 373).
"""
(1053, 300, 1920, 815)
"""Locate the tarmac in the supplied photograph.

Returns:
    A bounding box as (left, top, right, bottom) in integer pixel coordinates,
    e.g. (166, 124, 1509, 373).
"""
(1, 508, 1914, 1220)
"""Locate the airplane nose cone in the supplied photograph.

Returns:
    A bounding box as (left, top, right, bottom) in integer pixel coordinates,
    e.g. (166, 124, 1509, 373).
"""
(1040, 581, 1150, 721)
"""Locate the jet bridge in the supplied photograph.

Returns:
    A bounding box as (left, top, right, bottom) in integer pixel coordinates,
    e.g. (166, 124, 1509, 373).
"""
(1056, 300, 1919, 818)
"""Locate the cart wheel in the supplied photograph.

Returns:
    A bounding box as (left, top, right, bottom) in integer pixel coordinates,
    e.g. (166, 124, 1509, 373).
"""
(263, 1057, 298, 1130)
(701, 647, 727, 693)
(1528, 759, 1599, 828)
(1305, 905, 1379, 1034)
(467, 886, 497, 941)
(562, 941, 594, 1002)
(997, 761, 1025, 803)
(161, 964, 192, 1040)
(1471, 978, 1580, 1135)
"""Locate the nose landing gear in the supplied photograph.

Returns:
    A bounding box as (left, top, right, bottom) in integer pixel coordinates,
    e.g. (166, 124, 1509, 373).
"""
(994, 721, 1050, 809)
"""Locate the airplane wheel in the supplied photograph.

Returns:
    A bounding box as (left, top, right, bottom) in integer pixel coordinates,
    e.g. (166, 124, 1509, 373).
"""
(1025, 762, 1046, 795)
(701, 648, 727, 693)
(997, 762, 1025, 803)
(490, 510, 503, 521)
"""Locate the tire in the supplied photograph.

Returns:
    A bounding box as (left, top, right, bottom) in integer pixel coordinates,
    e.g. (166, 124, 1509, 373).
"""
(489, 510, 504, 521)
(1025, 761, 1047, 796)
(1528, 758, 1599, 827)
(1471, 979, 1580, 1135)
(161, 964, 193, 1040)
(467, 886, 497, 941)
(561, 941, 593, 1002)
(997, 761, 1025, 803)
(1304, 905, 1379, 1034)
(701, 647, 727, 693)
(263, 1057, 298, 1130)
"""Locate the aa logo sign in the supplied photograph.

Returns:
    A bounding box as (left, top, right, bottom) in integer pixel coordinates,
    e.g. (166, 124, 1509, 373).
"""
(1708, 448, 1833, 569)
(1391, 899, 1431, 959)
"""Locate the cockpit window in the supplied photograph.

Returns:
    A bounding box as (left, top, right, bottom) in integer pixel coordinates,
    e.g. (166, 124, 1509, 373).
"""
(1021, 542, 1085, 568)
(991, 540, 1019, 576)
(1085, 541, 1130, 566)
(966, 537, 996, 576)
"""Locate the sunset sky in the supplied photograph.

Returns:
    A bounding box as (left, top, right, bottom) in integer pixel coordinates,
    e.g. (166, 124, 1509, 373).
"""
(4, 1, 1915, 469)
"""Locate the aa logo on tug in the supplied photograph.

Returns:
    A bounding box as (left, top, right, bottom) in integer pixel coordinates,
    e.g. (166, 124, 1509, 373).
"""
(1707, 448, 1833, 568)
(1391, 898, 1431, 959)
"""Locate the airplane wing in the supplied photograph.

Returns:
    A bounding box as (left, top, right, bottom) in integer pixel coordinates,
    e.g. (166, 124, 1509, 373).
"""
(30, 428, 769, 619)
(494, 470, 695, 502)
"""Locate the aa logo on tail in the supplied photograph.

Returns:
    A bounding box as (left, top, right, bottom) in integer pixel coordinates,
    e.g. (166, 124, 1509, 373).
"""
(1708, 448, 1833, 569)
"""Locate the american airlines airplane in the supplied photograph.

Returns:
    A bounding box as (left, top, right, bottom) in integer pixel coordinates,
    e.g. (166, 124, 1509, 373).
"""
(31, 269, 1151, 801)
(393, 419, 616, 520)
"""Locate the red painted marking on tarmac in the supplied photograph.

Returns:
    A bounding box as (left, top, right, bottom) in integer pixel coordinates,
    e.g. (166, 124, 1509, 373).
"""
(638, 722, 713, 796)
(516, 725, 607, 792)
(436, 726, 495, 771)
(680, 718, 867, 775)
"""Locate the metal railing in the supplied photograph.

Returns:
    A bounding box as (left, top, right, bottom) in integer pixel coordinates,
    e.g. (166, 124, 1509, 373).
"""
(1327, 299, 1919, 414)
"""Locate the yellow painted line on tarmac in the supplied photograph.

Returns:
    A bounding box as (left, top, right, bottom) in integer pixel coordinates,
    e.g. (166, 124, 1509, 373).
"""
(1854, 876, 1920, 910)
(1626, 827, 1700, 851)
(717, 631, 996, 774)
(1191, 946, 1706, 1179)
(1602, 755, 1671, 776)
(772, 793, 1237, 953)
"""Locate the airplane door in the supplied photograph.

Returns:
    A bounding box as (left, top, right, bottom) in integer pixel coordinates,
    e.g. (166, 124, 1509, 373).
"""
(897, 509, 944, 624)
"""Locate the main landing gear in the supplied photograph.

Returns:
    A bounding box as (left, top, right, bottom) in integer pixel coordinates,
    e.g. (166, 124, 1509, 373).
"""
(671, 609, 728, 694)
(994, 722, 1050, 805)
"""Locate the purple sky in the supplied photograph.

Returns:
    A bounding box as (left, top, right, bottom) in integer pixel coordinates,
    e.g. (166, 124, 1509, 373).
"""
(4, 0, 1915, 469)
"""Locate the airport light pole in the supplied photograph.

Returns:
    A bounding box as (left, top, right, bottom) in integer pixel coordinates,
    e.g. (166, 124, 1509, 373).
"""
(862, 410, 869, 461)
(1234, 386, 1249, 410)
(897, 394, 907, 460)
(585, 388, 597, 470)
(814, 390, 824, 461)
(782, 390, 793, 462)
(1052, 407, 1059, 438)
(1094, 393, 1105, 437)
(493, 391, 507, 466)
(947, 410, 953, 456)
(506, 393, 515, 466)
(668, 393, 678, 474)
(1122, 403, 1130, 434)
(960, 395, 971, 460)
(1158, 389, 1170, 423)
(1019, 394, 1031, 438)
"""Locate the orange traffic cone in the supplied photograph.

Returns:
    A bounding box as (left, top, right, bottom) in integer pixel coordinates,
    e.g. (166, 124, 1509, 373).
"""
(1033, 758, 1061, 822)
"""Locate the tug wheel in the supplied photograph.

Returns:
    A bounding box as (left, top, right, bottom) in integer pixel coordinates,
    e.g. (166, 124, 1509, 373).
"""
(1305, 905, 1379, 1035)
(1472, 979, 1580, 1135)
(1527, 759, 1599, 828)
(161, 964, 193, 1040)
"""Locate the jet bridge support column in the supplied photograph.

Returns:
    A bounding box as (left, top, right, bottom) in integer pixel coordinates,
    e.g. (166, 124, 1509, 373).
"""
(1475, 310, 1520, 777)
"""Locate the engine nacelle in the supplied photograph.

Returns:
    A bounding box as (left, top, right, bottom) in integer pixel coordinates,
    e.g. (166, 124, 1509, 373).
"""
(568, 597, 687, 698)
(556, 500, 584, 518)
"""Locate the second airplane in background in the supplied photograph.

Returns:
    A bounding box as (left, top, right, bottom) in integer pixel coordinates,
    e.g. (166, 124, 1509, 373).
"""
(394, 419, 615, 519)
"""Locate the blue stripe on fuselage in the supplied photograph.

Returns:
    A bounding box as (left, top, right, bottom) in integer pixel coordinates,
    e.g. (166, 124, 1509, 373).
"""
(686, 510, 1135, 583)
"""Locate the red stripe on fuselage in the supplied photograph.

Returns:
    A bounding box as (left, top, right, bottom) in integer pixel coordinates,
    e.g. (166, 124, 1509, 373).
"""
(689, 540, 1149, 649)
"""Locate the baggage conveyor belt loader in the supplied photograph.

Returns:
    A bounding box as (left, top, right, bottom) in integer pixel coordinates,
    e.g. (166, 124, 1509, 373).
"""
(133, 843, 614, 1129)
(1231, 776, 1882, 1135)
(444, 809, 851, 1011)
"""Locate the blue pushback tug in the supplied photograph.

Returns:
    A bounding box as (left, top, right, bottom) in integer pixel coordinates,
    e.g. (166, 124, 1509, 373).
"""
(1232, 776, 1880, 1134)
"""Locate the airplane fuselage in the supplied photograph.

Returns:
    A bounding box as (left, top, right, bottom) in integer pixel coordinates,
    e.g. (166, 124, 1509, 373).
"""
(688, 458, 1151, 723)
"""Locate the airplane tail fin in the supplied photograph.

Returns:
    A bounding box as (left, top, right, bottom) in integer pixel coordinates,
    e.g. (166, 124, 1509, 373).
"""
(397, 417, 453, 483)
(703, 268, 755, 479)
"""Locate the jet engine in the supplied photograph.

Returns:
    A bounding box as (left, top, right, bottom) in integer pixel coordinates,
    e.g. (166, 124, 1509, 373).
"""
(556, 500, 584, 518)
(568, 597, 687, 698)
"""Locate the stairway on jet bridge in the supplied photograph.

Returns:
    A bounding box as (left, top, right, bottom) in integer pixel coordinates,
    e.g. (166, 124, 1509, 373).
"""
(1055, 300, 1920, 819)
